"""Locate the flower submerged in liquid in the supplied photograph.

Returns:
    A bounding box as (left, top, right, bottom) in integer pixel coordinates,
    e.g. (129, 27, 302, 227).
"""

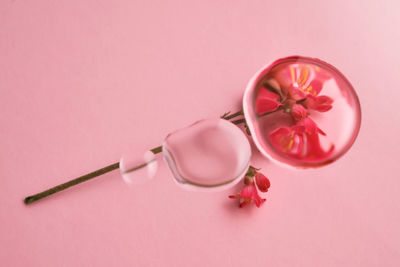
(255, 64, 335, 162)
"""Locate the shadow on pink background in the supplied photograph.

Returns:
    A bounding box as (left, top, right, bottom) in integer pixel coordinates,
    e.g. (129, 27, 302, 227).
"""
(1, 0, 399, 266)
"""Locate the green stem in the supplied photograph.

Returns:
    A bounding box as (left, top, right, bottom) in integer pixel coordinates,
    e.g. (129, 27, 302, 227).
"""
(24, 146, 162, 205)
(223, 110, 243, 120)
(231, 118, 246, 125)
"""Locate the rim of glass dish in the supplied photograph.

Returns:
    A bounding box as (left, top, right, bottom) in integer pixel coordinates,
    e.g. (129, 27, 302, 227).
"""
(243, 55, 362, 169)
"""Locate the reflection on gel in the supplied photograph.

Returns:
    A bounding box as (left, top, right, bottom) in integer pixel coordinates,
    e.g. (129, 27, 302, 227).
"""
(163, 118, 251, 191)
(120, 150, 158, 185)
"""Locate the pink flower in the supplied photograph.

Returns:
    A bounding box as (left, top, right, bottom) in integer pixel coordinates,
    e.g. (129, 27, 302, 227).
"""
(253, 62, 335, 162)
(229, 168, 269, 208)
(229, 181, 265, 208)
(298, 118, 334, 160)
(269, 117, 334, 161)
(255, 173, 270, 192)
(273, 64, 332, 101)
(291, 103, 308, 121)
(305, 95, 334, 112)
(255, 86, 282, 115)
(268, 125, 305, 158)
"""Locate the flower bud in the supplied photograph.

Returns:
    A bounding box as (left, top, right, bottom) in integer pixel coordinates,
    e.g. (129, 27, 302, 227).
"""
(255, 172, 270, 192)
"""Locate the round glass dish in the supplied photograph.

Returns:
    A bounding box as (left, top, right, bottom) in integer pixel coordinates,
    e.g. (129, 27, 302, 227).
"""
(243, 56, 361, 168)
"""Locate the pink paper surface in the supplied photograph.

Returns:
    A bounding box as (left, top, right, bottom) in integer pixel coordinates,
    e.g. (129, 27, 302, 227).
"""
(1, 0, 399, 266)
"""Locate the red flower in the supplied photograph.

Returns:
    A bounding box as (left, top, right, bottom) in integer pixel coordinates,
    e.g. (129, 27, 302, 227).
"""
(255, 86, 282, 115)
(229, 169, 269, 208)
(298, 117, 334, 160)
(255, 173, 270, 192)
(261, 65, 335, 162)
(229, 182, 265, 208)
(273, 64, 332, 101)
(291, 103, 308, 121)
(269, 125, 305, 158)
(305, 95, 334, 112)
(269, 117, 334, 161)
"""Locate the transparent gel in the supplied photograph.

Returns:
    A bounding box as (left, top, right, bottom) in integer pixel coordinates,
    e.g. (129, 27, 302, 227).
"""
(120, 118, 251, 190)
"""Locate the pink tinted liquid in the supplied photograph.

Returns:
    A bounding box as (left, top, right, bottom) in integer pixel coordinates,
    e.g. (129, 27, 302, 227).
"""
(244, 56, 361, 168)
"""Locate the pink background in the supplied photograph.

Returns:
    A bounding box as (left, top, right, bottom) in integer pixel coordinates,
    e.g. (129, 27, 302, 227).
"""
(1, 0, 399, 266)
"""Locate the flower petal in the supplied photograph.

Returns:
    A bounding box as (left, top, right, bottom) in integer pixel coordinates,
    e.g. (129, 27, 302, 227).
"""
(291, 104, 308, 121)
(298, 118, 335, 160)
(305, 95, 334, 112)
(255, 173, 270, 192)
(288, 86, 307, 101)
(230, 181, 267, 208)
(307, 79, 323, 96)
(269, 127, 304, 157)
(239, 182, 257, 199)
(255, 87, 282, 115)
(253, 196, 266, 208)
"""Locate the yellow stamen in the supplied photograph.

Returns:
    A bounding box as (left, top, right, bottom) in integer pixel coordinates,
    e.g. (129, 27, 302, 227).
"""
(282, 133, 295, 152)
(287, 139, 294, 150)
(297, 67, 309, 85)
(290, 67, 295, 83)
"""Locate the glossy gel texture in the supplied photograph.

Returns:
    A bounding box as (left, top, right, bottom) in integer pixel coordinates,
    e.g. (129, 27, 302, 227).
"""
(243, 56, 361, 168)
(162, 118, 251, 190)
(120, 150, 158, 185)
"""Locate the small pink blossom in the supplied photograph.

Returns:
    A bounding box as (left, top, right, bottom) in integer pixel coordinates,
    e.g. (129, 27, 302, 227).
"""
(229, 169, 269, 208)
(229, 182, 265, 208)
